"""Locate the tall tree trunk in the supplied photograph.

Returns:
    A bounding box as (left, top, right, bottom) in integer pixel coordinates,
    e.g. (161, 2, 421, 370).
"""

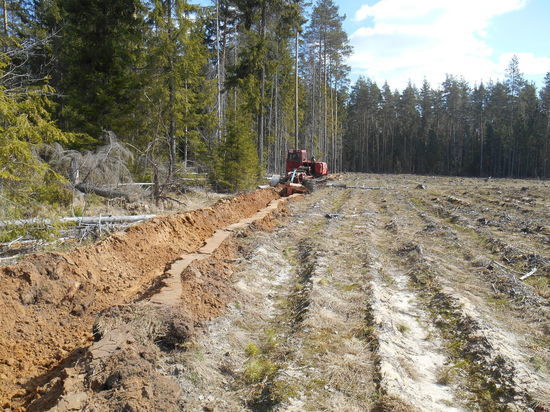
(334, 89, 338, 172)
(267, 71, 275, 172)
(258, 0, 267, 170)
(322, 41, 327, 161)
(366, 114, 370, 172)
(274, 70, 279, 172)
(216, 0, 222, 142)
(184, 81, 189, 168)
(479, 113, 484, 176)
(167, 0, 176, 180)
(310, 59, 315, 155)
(2, 0, 7, 36)
(233, 24, 238, 113)
(294, 31, 299, 149)
(332, 91, 335, 171)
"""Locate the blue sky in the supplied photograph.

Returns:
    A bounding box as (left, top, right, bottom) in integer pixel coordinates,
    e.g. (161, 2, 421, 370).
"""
(193, 0, 549, 90)
(337, 0, 550, 89)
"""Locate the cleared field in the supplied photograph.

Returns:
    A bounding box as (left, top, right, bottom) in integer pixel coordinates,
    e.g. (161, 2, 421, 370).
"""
(170, 174, 548, 411)
(1, 174, 548, 411)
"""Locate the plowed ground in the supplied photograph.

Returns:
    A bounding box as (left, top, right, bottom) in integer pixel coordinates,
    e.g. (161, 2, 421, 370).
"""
(1, 174, 549, 411)
(0, 188, 280, 411)
(172, 174, 548, 411)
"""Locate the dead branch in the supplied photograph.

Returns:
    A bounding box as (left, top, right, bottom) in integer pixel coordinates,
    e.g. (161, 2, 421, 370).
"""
(520, 268, 538, 281)
(0, 214, 156, 228)
(157, 195, 185, 205)
(45, 132, 134, 189)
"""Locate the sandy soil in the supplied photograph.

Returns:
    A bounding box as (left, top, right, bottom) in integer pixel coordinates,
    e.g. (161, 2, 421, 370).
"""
(0, 188, 279, 410)
(1, 174, 548, 411)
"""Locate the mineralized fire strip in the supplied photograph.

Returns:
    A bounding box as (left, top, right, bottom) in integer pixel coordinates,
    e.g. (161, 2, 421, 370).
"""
(92, 195, 301, 359)
(0, 188, 282, 410)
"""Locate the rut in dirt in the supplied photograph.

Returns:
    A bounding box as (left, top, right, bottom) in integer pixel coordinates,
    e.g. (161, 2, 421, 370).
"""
(369, 176, 549, 410)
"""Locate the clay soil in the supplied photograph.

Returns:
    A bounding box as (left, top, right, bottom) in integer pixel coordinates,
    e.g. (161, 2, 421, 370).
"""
(1, 174, 549, 412)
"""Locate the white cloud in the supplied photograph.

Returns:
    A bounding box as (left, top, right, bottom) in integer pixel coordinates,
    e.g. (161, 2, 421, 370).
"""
(349, 0, 548, 89)
(354, 0, 443, 22)
(499, 53, 550, 75)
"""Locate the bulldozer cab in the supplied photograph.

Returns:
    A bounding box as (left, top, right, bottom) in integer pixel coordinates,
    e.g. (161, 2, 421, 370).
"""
(286, 149, 308, 172)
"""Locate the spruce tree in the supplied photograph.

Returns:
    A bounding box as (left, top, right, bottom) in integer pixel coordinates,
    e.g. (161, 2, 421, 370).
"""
(56, 0, 146, 141)
(138, 0, 214, 181)
(212, 107, 259, 192)
(0, 52, 73, 210)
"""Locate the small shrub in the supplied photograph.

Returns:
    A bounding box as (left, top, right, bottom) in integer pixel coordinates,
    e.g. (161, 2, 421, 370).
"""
(244, 358, 278, 383)
(270, 378, 299, 402)
(436, 364, 460, 385)
(262, 329, 279, 352)
(245, 343, 261, 357)
(34, 181, 73, 207)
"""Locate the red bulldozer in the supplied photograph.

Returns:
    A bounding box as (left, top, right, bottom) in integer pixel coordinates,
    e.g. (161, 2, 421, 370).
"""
(274, 149, 328, 196)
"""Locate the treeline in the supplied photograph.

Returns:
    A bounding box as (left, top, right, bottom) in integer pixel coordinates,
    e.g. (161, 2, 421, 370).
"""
(345, 58, 550, 178)
(0, 0, 351, 198)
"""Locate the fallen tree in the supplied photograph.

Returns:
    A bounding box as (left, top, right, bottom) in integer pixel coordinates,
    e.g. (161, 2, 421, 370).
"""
(74, 183, 131, 200)
(0, 214, 156, 228)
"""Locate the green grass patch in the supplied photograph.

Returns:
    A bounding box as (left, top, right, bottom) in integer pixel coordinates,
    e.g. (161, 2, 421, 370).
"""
(396, 323, 409, 334)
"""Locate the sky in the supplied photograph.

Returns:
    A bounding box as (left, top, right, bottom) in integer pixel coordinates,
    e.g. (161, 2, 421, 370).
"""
(193, 0, 549, 91)
(336, 0, 550, 90)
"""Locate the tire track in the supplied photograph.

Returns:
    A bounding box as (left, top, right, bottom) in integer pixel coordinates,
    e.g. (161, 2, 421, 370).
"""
(351, 186, 464, 411)
(376, 187, 549, 410)
(278, 188, 379, 411)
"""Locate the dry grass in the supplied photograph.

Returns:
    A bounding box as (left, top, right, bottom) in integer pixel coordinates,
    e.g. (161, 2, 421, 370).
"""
(371, 394, 418, 412)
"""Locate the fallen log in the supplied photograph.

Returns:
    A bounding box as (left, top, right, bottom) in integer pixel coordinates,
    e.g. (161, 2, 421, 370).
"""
(75, 183, 130, 200)
(65, 215, 157, 225)
(0, 214, 156, 228)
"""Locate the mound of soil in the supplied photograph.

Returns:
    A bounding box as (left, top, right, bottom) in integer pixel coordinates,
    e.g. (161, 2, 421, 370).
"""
(0, 188, 279, 410)
(29, 200, 287, 412)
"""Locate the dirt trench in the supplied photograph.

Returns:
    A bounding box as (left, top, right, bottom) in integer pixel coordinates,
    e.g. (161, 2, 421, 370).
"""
(0, 188, 281, 410)
(1, 174, 548, 411)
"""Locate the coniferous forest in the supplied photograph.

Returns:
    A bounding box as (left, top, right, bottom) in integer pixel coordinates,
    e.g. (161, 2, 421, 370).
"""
(346, 61, 550, 179)
(0, 0, 549, 218)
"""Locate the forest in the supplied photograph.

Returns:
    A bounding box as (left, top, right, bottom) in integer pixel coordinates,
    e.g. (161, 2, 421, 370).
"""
(346, 62, 550, 178)
(0, 0, 549, 222)
(0, 0, 350, 207)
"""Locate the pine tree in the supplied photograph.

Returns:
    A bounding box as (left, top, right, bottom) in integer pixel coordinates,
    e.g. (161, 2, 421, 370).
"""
(503, 55, 526, 176)
(470, 83, 488, 175)
(303, 0, 350, 169)
(343, 69, 549, 178)
(418, 79, 434, 174)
